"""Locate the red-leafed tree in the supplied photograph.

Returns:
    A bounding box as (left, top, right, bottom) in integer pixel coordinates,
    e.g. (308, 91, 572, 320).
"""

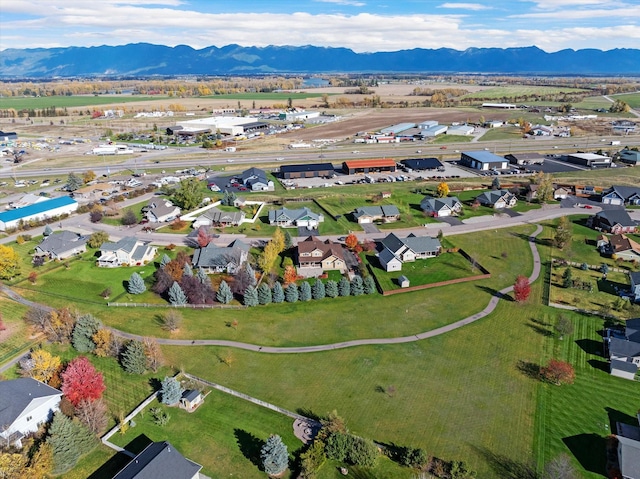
(283, 265, 298, 285)
(344, 234, 358, 250)
(540, 359, 575, 385)
(61, 356, 106, 406)
(513, 275, 531, 302)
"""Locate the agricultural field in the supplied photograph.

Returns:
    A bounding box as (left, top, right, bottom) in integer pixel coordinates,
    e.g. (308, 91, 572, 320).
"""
(611, 92, 640, 109)
(203, 92, 327, 101)
(460, 86, 590, 100)
(0, 95, 166, 110)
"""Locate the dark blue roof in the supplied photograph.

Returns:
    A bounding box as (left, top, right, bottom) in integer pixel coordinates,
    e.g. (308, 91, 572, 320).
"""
(401, 158, 443, 170)
(280, 163, 334, 173)
(0, 196, 76, 223)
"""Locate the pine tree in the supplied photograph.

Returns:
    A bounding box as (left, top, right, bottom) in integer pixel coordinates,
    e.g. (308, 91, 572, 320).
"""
(47, 411, 96, 474)
(121, 340, 147, 374)
(127, 272, 146, 294)
(562, 267, 573, 288)
(261, 434, 289, 477)
(196, 267, 210, 285)
(43, 224, 53, 236)
(160, 376, 183, 405)
(338, 277, 351, 297)
(272, 282, 285, 303)
(363, 276, 376, 294)
(283, 230, 293, 250)
(312, 279, 326, 300)
(285, 283, 299, 303)
(183, 263, 193, 277)
(350, 276, 364, 296)
(298, 281, 310, 301)
(258, 283, 272, 305)
(160, 254, 171, 267)
(71, 314, 102, 353)
(243, 285, 259, 307)
(168, 281, 187, 305)
(217, 280, 233, 304)
(325, 280, 339, 298)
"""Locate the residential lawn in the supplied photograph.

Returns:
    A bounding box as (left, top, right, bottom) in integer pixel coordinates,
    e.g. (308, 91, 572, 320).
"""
(108, 388, 303, 479)
(0, 297, 33, 369)
(364, 250, 482, 292)
(63, 445, 128, 479)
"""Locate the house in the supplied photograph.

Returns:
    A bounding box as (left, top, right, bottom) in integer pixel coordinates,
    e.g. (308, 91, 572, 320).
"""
(598, 234, 640, 262)
(459, 151, 509, 171)
(180, 390, 203, 411)
(268, 207, 324, 228)
(530, 125, 553, 136)
(525, 184, 539, 202)
(608, 317, 640, 379)
(296, 236, 346, 276)
(617, 436, 640, 479)
(34, 231, 89, 260)
(112, 441, 203, 479)
(619, 149, 640, 166)
(420, 196, 463, 217)
(145, 199, 181, 223)
(192, 239, 249, 274)
(553, 186, 571, 200)
(631, 272, 640, 303)
(0, 196, 78, 232)
(475, 190, 518, 209)
(0, 378, 62, 448)
(378, 232, 441, 272)
(192, 208, 245, 228)
(589, 210, 637, 234)
(352, 205, 400, 224)
(241, 167, 274, 191)
(280, 163, 334, 179)
(602, 186, 640, 206)
(97, 237, 157, 267)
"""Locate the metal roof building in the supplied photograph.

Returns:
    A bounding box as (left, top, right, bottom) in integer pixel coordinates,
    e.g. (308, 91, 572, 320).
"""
(459, 151, 509, 171)
(380, 123, 416, 135)
(0, 196, 78, 231)
(342, 158, 397, 174)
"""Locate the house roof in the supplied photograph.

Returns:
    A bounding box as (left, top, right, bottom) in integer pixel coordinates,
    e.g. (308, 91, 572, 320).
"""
(36, 231, 88, 256)
(631, 272, 640, 288)
(181, 389, 201, 402)
(609, 234, 640, 254)
(378, 247, 400, 265)
(604, 185, 640, 201)
(420, 196, 462, 211)
(242, 167, 268, 186)
(462, 150, 506, 163)
(192, 240, 249, 269)
(343, 158, 396, 169)
(401, 158, 443, 170)
(625, 318, 640, 343)
(200, 207, 244, 224)
(476, 190, 515, 206)
(402, 233, 441, 254)
(0, 378, 61, 428)
(609, 337, 640, 358)
(112, 441, 202, 479)
(101, 237, 140, 254)
(280, 163, 334, 174)
(268, 207, 320, 223)
(0, 196, 77, 223)
(611, 359, 639, 374)
(148, 202, 179, 219)
(595, 209, 636, 227)
(617, 435, 640, 479)
(353, 205, 400, 219)
(380, 232, 406, 254)
(297, 236, 345, 262)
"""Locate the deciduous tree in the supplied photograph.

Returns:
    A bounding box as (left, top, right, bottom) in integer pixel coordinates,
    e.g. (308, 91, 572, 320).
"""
(161, 310, 182, 332)
(554, 216, 572, 250)
(540, 359, 575, 385)
(75, 398, 108, 434)
(27, 349, 61, 384)
(0, 244, 20, 279)
(436, 181, 450, 198)
(513, 275, 531, 302)
(143, 337, 163, 372)
(87, 231, 109, 248)
(261, 434, 289, 477)
(171, 177, 203, 210)
(258, 240, 280, 275)
(121, 209, 137, 226)
(543, 453, 578, 479)
(344, 234, 358, 250)
(283, 265, 298, 285)
(92, 328, 114, 357)
(61, 356, 105, 406)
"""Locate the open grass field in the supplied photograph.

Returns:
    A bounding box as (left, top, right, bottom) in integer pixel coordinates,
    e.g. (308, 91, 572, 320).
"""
(573, 96, 615, 110)
(0, 95, 167, 110)
(611, 92, 640, 109)
(478, 126, 524, 141)
(203, 92, 326, 101)
(0, 297, 33, 368)
(461, 86, 590, 100)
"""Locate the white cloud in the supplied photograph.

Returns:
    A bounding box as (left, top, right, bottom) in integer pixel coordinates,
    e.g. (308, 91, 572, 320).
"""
(510, 5, 640, 19)
(438, 3, 492, 10)
(314, 0, 366, 6)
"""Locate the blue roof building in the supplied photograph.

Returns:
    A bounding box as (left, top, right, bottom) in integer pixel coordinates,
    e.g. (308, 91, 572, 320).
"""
(0, 196, 78, 231)
(459, 151, 509, 171)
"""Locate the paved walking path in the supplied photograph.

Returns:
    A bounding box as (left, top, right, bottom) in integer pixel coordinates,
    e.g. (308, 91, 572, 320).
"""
(2, 224, 543, 355)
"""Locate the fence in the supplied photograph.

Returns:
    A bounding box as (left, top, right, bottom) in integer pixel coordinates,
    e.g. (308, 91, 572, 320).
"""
(108, 302, 246, 309)
(381, 272, 492, 296)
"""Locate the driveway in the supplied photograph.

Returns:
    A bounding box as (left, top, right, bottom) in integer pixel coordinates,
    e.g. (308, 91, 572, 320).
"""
(500, 208, 522, 218)
(342, 248, 360, 271)
(436, 216, 463, 226)
(361, 223, 380, 233)
(298, 226, 318, 236)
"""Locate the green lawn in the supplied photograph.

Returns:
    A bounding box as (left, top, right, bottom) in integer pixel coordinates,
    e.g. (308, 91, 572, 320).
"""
(364, 250, 482, 292)
(611, 92, 640, 109)
(461, 86, 589, 100)
(0, 297, 33, 369)
(478, 127, 524, 141)
(0, 95, 167, 110)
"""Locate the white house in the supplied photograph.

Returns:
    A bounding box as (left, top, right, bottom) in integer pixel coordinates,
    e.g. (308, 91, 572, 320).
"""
(145, 199, 181, 223)
(97, 237, 157, 267)
(0, 378, 62, 448)
(378, 233, 442, 272)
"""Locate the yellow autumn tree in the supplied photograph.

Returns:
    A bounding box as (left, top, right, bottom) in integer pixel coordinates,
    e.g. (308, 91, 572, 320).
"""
(29, 349, 61, 384)
(436, 181, 450, 198)
(92, 329, 113, 357)
(0, 244, 20, 280)
(272, 228, 285, 255)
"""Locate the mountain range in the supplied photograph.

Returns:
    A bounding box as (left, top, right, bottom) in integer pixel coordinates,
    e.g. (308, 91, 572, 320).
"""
(1, 43, 639, 77)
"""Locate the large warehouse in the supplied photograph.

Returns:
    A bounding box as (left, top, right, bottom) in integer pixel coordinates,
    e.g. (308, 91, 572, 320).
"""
(0, 196, 78, 231)
(566, 153, 611, 168)
(280, 163, 335, 179)
(342, 158, 397, 175)
(401, 158, 443, 171)
(459, 151, 509, 171)
(170, 116, 258, 136)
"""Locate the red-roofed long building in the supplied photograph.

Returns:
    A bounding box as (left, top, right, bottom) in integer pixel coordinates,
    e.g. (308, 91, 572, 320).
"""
(342, 158, 396, 175)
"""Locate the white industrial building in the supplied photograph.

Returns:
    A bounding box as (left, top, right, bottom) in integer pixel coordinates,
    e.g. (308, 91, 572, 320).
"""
(0, 196, 78, 231)
(447, 125, 475, 136)
(380, 123, 416, 135)
(173, 116, 258, 136)
(423, 125, 448, 137)
(279, 111, 321, 122)
(418, 121, 438, 129)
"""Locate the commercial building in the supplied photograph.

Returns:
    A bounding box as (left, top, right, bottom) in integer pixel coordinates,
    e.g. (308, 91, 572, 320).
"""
(459, 151, 509, 171)
(566, 153, 611, 168)
(401, 158, 443, 171)
(505, 152, 545, 166)
(279, 111, 320, 121)
(447, 125, 474, 136)
(280, 163, 335, 179)
(170, 116, 257, 137)
(380, 123, 415, 135)
(619, 149, 640, 166)
(0, 196, 78, 231)
(342, 158, 397, 175)
(422, 125, 448, 137)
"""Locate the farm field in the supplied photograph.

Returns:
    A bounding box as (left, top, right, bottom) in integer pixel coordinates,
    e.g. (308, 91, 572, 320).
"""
(611, 92, 640, 109)
(460, 86, 590, 100)
(0, 95, 167, 110)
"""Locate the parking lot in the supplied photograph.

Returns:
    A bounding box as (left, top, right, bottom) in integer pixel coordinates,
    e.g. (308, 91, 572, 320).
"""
(206, 175, 250, 193)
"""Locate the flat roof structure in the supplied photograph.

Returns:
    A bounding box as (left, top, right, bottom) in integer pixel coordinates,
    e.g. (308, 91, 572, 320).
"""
(380, 123, 415, 135)
(459, 151, 509, 171)
(401, 158, 443, 170)
(0, 196, 78, 231)
(280, 163, 335, 179)
(342, 158, 397, 174)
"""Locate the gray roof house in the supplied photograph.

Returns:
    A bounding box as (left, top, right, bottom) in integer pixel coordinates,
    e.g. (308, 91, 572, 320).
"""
(608, 318, 640, 379)
(112, 441, 203, 479)
(0, 378, 62, 448)
(242, 167, 274, 191)
(268, 207, 324, 228)
(352, 205, 400, 224)
(34, 231, 89, 260)
(631, 273, 640, 303)
(145, 199, 181, 223)
(97, 237, 157, 267)
(475, 190, 518, 209)
(589, 210, 637, 234)
(420, 196, 463, 217)
(615, 412, 640, 479)
(192, 239, 249, 274)
(192, 207, 245, 229)
(601, 185, 640, 206)
(378, 232, 441, 272)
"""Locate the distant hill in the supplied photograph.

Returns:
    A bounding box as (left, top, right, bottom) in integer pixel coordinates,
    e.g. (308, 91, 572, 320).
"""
(0, 43, 638, 77)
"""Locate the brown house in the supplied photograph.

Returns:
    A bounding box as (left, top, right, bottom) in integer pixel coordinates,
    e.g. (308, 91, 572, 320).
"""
(296, 236, 347, 277)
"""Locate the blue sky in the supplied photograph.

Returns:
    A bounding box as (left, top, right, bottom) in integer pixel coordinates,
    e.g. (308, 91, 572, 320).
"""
(1, 0, 638, 52)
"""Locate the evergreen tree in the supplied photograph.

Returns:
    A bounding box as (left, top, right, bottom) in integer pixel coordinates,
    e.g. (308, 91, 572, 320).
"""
(71, 314, 102, 353)
(43, 224, 53, 236)
(47, 411, 96, 474)
(127, 272, 146, 294)
(325, 280, 339, 298)
(168, 281, 187, 305)
(196, 267, 210, 285)
(363, 276, 376, 295)
(65, 173, 83, 192)
(272, 282, 285, 303)
(338, 277, 351, 297)
(258, 283, 272, 305)
(216, 280, 233, 304)
(350, 276, 364, 296)
(160, 376, 183, 405)
(299, 281, 312, 301)
(183, 263, 193, 277)
(243, 285, 259, 307)
(121, 340, 147, 374)
(312, 279, 326, 300)
(261, 434, 289, 477)
(285, 283, 299, 303)
(283, 230, 293, 250)
(160, 254, 171, 267)
(562, 267, 573, 288)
